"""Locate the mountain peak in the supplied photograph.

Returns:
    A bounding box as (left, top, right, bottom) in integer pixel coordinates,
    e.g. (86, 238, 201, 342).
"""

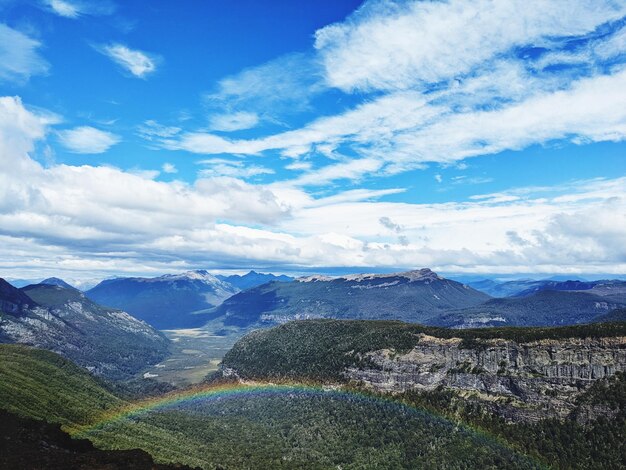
(39, 277, 75, 290)
(158, 270, 221, 283)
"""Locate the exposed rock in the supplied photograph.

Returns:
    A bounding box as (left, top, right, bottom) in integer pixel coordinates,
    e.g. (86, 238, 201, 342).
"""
(345, 334, 626, 420)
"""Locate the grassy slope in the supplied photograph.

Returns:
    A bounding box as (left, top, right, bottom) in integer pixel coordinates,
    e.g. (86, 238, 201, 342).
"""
(0, 344, 121, 426)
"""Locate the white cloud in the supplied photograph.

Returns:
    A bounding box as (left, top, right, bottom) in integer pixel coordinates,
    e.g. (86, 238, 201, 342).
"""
(166, 66, 626, 185)
(2, 95, 626, 277)
(314, 0, 626, 92)
(57, 126, 121, 154)
(204, 53, 323, 117)
(46, 0, 79, 18)
(208, 111, 259, 132)
(161, 0, 626, 191)
(162, 163, 177, 174)
(285, 161, 312, 171)
(137, 120, 181, 141)
(99, 43, 159, 78)
(198, 158, 274, 179)
(42, 0, 115, 18)
(0, 24, 49, 83)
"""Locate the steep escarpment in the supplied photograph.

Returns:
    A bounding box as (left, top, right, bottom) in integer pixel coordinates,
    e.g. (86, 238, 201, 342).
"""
(222, 319, 626, 420)
(345, 334, 626, 419)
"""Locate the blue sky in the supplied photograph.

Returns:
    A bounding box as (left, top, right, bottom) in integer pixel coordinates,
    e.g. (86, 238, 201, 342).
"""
(0, 0, 625, 280)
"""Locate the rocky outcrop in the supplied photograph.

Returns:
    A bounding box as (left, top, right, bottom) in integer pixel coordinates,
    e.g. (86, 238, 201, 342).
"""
(345, 334, 626, 420)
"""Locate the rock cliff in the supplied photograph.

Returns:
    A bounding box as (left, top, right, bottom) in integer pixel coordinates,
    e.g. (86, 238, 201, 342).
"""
(346, 334, 626, 420)
(221, 319, 626, 422)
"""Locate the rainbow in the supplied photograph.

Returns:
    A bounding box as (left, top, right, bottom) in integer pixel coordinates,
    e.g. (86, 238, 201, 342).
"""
(69, 381, 542, 466)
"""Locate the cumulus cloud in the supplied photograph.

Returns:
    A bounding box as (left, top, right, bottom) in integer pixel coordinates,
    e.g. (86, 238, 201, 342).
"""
(0, 97, 291, 259)
(2, 0, 626, 278)
(0, 24, 49, 83)
(99, 43, 159, 78)
(3, 94, 625, 278)
(57, 126, 121, 154)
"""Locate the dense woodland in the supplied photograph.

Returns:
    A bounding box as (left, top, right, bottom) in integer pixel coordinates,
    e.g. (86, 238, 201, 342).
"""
(2, 322, 626, 469)
(395, 373, 626, 470)
(222, 318, 626, 380)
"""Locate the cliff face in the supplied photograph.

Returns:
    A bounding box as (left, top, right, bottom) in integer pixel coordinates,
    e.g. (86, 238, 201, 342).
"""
(346, 334, 626, 420)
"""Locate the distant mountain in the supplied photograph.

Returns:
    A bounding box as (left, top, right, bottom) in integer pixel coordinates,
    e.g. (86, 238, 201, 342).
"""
(593, 308, 626, 323)
(434, 290, 626, 328)
(514, 279, 626, 301)
(0, 280, 169, 379)
(210, 268, 490, 328)
(216, 270, 293, 290)
(5, 278, 39, 288)
(39, 277, 75, 289)
(86, 270, 239, 329)
(467, 278, 547, 297)
(6, 277, 101, 291)
(467, 277, 626, 299)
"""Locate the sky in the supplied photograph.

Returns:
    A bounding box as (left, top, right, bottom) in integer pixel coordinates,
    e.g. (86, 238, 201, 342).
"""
(0, 0, 625, 281)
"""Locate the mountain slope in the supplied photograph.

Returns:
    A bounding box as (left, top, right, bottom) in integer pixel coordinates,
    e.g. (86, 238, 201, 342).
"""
(212, 268, 490, 328)
(87, 270, 239, 329)
(434, 290, 626, 328)
(0, 344, 536, 469)
(0, 344, 121, 425)
(467, 278, 550, 297)
(0, 410, 196, 470)
(514, 279, 626, 301)
(216, 270, 293, 290)
(0, 345, 196, 469)
(221, 319, 626, 383)
(221, 320, 626, 469)
(0, 281, 169, 380)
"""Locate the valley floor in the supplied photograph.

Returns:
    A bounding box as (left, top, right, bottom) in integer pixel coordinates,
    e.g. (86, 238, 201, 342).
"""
(140, 323, 252, 386)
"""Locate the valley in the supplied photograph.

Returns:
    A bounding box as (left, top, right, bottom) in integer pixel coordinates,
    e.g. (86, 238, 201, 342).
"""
(2, 270, 626, 469)
(141, 325, 245, 387)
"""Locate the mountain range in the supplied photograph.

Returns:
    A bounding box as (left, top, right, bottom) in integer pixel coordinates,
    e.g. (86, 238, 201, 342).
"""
(86, 270, 239, 329)
(207, 269, 626, 332)
(216, 270, 293, 290)
(0, 279, 169, 379)
(435, 289, 626, 328)
(467, 277, 626, 298)
(210, 268, 490, 328)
